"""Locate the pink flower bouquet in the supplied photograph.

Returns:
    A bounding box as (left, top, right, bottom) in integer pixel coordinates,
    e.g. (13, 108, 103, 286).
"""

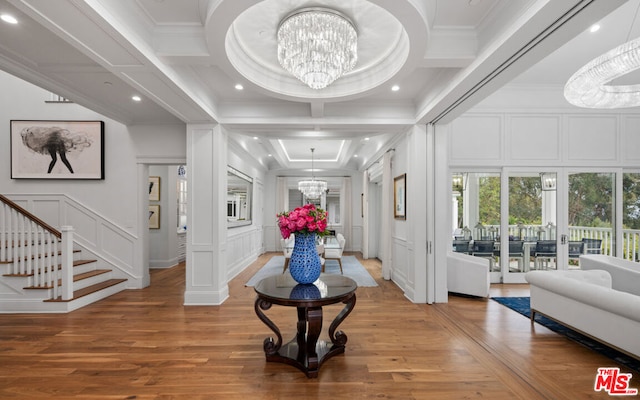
(277, 204, 329, 239)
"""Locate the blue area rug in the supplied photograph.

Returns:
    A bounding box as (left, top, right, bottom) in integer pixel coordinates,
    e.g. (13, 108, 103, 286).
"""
(492, 297, 640, 373)
(245, 255, 378, 287)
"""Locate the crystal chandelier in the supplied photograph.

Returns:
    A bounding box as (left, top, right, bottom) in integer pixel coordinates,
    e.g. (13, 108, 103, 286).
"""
(277, 7, 358, 90)
(298, 148, 327, 199)
(564, 36, 640, 108)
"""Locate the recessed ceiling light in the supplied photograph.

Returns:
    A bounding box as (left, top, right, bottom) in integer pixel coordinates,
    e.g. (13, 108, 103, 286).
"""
(391, 85, 400, 91)
(364, 137, 370, 141)
(590, 24, 600, 33)
(1, 14, 18, 24)
(268, 154, 272, 157)
(253, 136, 258, 140)
(131, 95, 141, 102)
(235, 84, 244, 90)
(354, 154, 358, 158)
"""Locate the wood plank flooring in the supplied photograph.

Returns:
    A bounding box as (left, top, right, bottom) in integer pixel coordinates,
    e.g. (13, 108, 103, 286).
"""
(1, 252, 638, 399)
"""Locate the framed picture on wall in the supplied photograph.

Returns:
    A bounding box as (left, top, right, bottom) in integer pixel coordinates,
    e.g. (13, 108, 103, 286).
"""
(149, 176, 160, 201)
(149, 205, 160, 229)
(394, 174, 406, 220)
(10, 120, 104, 179)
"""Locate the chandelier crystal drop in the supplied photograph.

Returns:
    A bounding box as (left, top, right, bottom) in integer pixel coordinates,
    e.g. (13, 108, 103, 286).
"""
(298, 148, 327, 200)
(277, 7, 358, 90)
(564, 36, 640, 108)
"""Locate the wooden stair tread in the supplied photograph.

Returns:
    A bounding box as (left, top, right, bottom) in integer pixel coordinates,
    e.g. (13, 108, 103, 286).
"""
(73, 269, 110, 281)
(24, 269, 111, 290)
(45, 279, 127, 302)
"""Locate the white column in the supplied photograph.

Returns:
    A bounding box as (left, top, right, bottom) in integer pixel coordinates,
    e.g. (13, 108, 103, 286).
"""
(406, 125, 428, 303)
(137, 163, 151, 288)
(361, 171, 369, 259)
(433, 122, 452, 303)
(542, 190, 556, 226)
(381, 151, 393, 280)
(341, 177, 352, 251)
(184, 124, 229, 305)
(452, 193, 460, 232)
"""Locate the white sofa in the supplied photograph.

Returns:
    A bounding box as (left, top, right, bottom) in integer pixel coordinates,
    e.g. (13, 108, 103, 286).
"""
(525, 269, 640, 359)
(580, 254, 640, 296)
(447, 252, 490, 298)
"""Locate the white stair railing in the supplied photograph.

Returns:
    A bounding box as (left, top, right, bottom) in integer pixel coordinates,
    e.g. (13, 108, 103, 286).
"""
(0, 194, 73, 300)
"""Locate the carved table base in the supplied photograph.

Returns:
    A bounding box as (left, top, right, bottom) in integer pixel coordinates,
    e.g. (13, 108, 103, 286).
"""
(253, 274, 357, 378)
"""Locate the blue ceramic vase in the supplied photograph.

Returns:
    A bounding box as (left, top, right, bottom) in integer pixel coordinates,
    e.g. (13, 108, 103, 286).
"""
(288, 233, 321, 284)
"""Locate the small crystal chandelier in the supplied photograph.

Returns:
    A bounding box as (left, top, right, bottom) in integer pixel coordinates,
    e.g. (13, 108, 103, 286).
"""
(277, 7, 358, 90)
(298, 148, 327, 200)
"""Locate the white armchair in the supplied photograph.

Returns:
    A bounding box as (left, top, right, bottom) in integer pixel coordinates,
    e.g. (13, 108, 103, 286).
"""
(281, 234, 295, 273)
(324, 235, 346, 274)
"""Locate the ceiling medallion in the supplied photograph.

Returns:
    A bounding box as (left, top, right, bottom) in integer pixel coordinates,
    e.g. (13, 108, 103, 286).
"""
(277, 7, 358, 90)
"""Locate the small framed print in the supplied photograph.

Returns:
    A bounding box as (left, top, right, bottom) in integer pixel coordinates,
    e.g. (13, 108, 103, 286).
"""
(149, 205, 160, 229)
(394, 174, 406, 220)
(149, 176, 160, 201)
(10, 120, 104, 179)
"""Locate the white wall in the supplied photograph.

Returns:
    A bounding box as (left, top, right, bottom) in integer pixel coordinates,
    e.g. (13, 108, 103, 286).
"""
(0, 71, 137, 231)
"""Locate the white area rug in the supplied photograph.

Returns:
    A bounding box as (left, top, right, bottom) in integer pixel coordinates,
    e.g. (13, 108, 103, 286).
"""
(245, 255, 378, 287)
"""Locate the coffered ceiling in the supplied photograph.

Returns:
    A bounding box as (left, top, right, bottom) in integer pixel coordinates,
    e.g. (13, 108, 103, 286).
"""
(0, 0, 629, 173)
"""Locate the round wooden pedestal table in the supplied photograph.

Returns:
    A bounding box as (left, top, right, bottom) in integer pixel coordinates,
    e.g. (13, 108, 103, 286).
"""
(254, 273, 357, 378)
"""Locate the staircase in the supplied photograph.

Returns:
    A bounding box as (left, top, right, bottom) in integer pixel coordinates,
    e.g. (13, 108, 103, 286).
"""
(1, 194, 127, 313)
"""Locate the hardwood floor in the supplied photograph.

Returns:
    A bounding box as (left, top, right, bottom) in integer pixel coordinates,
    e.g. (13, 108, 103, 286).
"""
(1, 252, 638, 399)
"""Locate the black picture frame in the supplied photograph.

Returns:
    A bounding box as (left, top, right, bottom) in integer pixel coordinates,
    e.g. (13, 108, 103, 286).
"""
(10, 120, 105, 179)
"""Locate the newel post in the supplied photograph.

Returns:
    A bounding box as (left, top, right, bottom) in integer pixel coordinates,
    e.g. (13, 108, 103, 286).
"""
(61, 226, 74, 300)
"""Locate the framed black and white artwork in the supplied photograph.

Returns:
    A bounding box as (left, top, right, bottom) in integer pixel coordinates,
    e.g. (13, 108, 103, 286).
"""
(149, 176, 160, 201)
(149, 205, 160, 229)
(10, 120, 105, 179)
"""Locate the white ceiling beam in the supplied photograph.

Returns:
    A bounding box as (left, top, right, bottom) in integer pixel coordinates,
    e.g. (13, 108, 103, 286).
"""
(421, 27, 477, 68)
(310, 101, 325, 118)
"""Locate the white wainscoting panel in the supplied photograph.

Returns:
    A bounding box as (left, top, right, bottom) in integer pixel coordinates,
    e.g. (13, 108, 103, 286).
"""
(509, 116, 561, 161)
(191, 249, 214, 287)
(66, 203, 98, 247)
(265, 225, 279, 252)
(351, 226, 363, 252)
(226, 227, 262, 280)
(623, 117, 640, 162)
(450, 116, 502, 162)
(392, 236, 408, 289)
(566, 116, 617, 162)
(101, 225, 135, 273)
